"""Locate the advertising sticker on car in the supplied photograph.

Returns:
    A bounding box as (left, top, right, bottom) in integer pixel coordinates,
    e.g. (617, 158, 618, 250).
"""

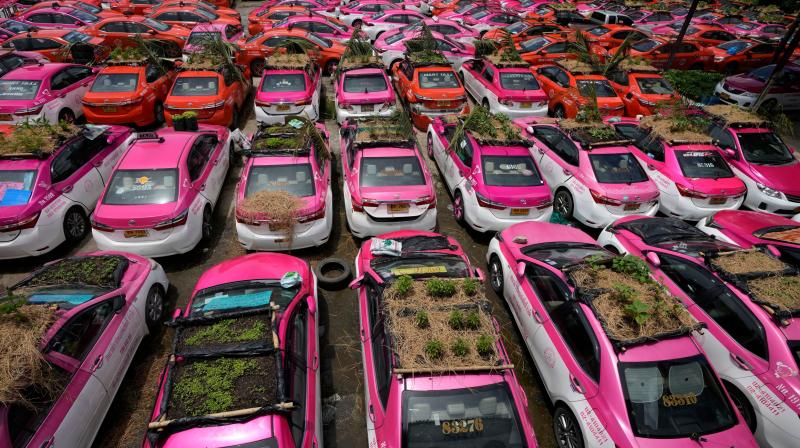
(390, 265, 447, 276)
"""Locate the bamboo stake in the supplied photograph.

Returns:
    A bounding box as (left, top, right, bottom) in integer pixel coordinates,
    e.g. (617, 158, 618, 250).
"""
(148, 403, 295, 429)
(395, 364, 514, 375)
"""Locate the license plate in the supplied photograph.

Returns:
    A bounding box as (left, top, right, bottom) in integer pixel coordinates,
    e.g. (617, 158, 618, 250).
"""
(277, 104, 290, 111)
(624, 203, 640, 211)
(361, 103, 374, 112)
(709, 197, 726, 205)
(510, 208, 529, 216)
(102, 106, 117, 113)
(124, 229, 148, 238)
(519, 102, 532, 109)
(719, 92, 731, 101)
(436, 101, 451, 108)
(388, 203, 409, 213)
(0, 114, 12, 121)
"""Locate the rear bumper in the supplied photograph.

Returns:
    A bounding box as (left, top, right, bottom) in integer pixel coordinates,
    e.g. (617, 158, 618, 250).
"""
(92, 222, 200, 258)
(659, 192, 745, 221)
(84, 102, 155, 127)
(335, 103, 396, 125)
(464, 199, 553, 233)
(255, 102, 318, 124)
(0, 221, 63, 260)
(236, 215, 332, 251)
(346, 208, 437, 239)
(575, 200, 660, 228)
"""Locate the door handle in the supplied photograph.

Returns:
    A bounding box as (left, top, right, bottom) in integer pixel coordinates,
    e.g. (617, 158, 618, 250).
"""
(312, 353, 319, 371)
(563, 168, 572, 176)
(91, 354, 103, 372)
(646, 164, 655, 170)
(39, 436, 54, 448)
(569, 374, 584, 394)
(368, 404, 376, 422)
(537, 147, 545, 154)
(360, 328, 366, 342)
(730, 353, 752, 371)
(199, 183, 206, 191)
(61, 185, 73, 193)
(533, 310, 544, 323)
(92, 159, 103, 167)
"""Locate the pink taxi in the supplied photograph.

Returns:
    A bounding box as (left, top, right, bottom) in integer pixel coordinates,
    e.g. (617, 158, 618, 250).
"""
(459, 57, 549, 118)
(0, 124, 133, 259)
(143, 253, 321, 448)
(461, 9, 521, 36)
(599, 215, 800, 448)
(487, 221, 757, 448)
(254, 55, 321, 124)
(697, 209, 800, 266)
(332, 0, 395, 27)
(340, 117, 436, 238)
(515, 117, 660, 228)
(375, 28, 475, 71)
(0, 63, 97, 124)
(349, 230, 538, 448)
(15, 6, 100, 29)
(274, 15, 357, 42)
(334, 59, 396, 124)
(427, 114, 552, 232)
(360, 9, 425, 41)
(608, 117, 746, 221)
(1, 252, 168, 448)
(731, 22, 787, 41)
(235, 121, 332, 251)
(378, 18, 479, 46)
(91, 127, 231, 257)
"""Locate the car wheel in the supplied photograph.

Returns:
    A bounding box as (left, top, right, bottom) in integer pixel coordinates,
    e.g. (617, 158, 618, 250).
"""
(725, 62, 739, 75)
(154, 102, 165, 125)
(374, 31, 384, 41)
(554, 405, 584, 448)
(427, 133, 434, 158)
(230, 108, 239, 131)
(201, 205, 213, 242)
(604, 245, 619, 255)
(453, 190, 466, 224)
(324, 59, 338, 75)
(315, 257, 352, 290)
(690, 62, 704, 70)
(251, 59, 265, 77)
(481, 98, 490, 110)
(63, 206, 88, 244)
(553, 104, 566, 119)
(58, 108, 75, 124)
(726, 383, 757, 433)
(554, 189, 574, 220)
(757, 98, 778, 114)
(488, 255, 504, 295)
(145, 284, 165, 331)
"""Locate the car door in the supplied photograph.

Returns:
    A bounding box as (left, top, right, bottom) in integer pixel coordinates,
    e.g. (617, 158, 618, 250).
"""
(476, 63, 495, 102)
(188, 133, 226, 207)
(534, 66, 566, 98)
(529, 125, 577, 189)
(745, 43, 775, 70)
(96, 21, 130, 48)
(48, 135, 106, 213)
(360, 281, 391, 443)
(461, 60, 483, 99)
(286, 300, 319, 447)
(63, 66, 94, 113)
(448, 133, 473, 192)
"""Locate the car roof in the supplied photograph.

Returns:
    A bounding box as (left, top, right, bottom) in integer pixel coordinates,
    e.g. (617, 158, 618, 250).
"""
(119, 132, 201, 169)
(3, 63, 74, 80)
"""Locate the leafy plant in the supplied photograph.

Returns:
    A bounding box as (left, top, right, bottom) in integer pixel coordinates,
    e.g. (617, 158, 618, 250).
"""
(663, 70, 724, 101)
(424, 339, 445, 360)
(405, 23, 449, 65)
(448, 309, 464, 330)
(183, 319, 267, 346)
(415, 310, 430, 329)
(465, 311, 481, 330)
(611, 255, 652, 284)
(624, 299, 652, 327)
(175, 110, 198, 120)
(462, 278, 479, 296)
(172, 358, 259, 416)
(452, 338, 469, 357)
(476, 334, 494, 357)
(395, 275, 413, 296)
(426, 279, 457, 297)
(585, 254, 606, 270)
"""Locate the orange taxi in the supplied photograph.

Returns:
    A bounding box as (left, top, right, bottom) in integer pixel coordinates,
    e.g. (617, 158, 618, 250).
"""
(143, 0, 240, 20)
(111, 0, 231, 14)
(164, 65, 251, 129)
(1, 30, 109, 64)
(236, 29, 345, 76)
(247, 6, 341, 35)
(606, 65, 680, 116)
(533, 60, 625, 118)
(148, 5, 242, 29)
(703, 39, 782, 73)
(616, 37, 711, 70)
(482, 21, 566, 44)
(392, 54, 469, 130)
(82, 16, 191, 58)
(582, 24, 649, 49)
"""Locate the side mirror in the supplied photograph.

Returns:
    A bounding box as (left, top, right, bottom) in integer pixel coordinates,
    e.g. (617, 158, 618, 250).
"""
(172, 308, 182, 319)
(148, 29, 156, 34)
(526, 125, 534, 135)
(306, 295, 317, 315)
(349, 275, 364, 289)
(645, 251, 661, 267)
(766, 244, 782, 258)
(516, 261, 526, 278)
(113, 295, 126, 313)
(106, 135, 115, 145)
(474, 268, 485, 282)
(625, 92, 633, 100)
(725, 148, 736, 158)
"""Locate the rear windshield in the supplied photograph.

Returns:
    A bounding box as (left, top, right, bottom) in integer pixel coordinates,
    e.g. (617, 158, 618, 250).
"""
(0, 170, 35, 206)
(586, 26, 610, 36)
(103, 169, 178, 205)
(403, 384, 527, 448)
(589, 153, 648, 184)
(261, 73, 306, 92)
(71, 9, 98, 22)
(188, 31, 222, 46)
(636, 77, 673, 95)
(371, 254, 469, 280)
(360, 156, 425, 187)
(171, 76, 218, 96)
(675, 150, 733, 179)
(385, 32, 405, 45)
(419, 71, 459, 89)
(91, 74, 139, 93)
(62, 31, 92, 44)
(144, 18, 171, 31)
(632, 39, 659, 52)
(519, 37, 547, 53)
(343, 74, 388, 93)
(482, 155, 543, 187)
(245, 164, 315, 197)
(0, 80, 40, 100)
(576, 80, 617, 97)
(620, 355, 737, 438)
(499, 72, 539, 91)
(718, 40, 751, 54)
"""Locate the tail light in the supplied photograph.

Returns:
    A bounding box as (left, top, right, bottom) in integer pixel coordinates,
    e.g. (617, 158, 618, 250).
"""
(379, 102, 392, 111)
(590, 189, 623, 206)
(676, 184, 709, 199)
(235, 209, 260, 225)
(0, 212, 39, 232)
(415, 195, 436, 209)
(297, 204, 325, 223)
(15, 104, 43, 116)
(295, 98, 311, 106)
(255, 100, 271, 107)
(476, 192, 505, 210)
(153, 210, 188, 231)
(83, 98, 143, 107)
(637, 96, 656, 106)
(352, 196, 378, 212)
(498, 98, 514, 106)
(536, 200, 553, 210)
(90, 218, 113, 232)
(200, 100, 225, 109)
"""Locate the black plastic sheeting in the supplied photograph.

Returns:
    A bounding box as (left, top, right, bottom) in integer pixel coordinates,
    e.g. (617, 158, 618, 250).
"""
(612, 217, 712, 246)
(13, 254, 129, 291)
(394, 235, 455, 253)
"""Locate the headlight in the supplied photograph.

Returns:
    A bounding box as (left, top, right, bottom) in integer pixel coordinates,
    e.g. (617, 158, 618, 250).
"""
(714, 56, 725, 62)
(757, 183, 784, 199)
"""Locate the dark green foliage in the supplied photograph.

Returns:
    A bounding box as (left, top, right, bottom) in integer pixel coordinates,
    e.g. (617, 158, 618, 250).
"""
(426, 279, 457, 297)
(476, 334, 494, 357)
(451, 338, 469, 357)
(395, 275, 413, 296)
(424, 339, 445, 359)
(183, 319, 267, 346)
(663, 70, 724, 101)
(465, 311, 481, 330)
(29, 256, 123, 289)
(172, 358, 259, 416)
(611, 255, 652, 284)
(462, 278, 479, 296)
(448, 309, 464, 330)
(415, 310, 429, 329)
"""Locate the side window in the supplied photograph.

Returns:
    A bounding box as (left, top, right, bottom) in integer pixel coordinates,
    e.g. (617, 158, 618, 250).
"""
(525, 264, 570, 314)
(532, 126, 579, 165)
(225, 25, 239, 40)
(454, 136, 474, 167)
(482, 65, 494, 83)
(222, 66, 234, 86)
(554, 69, 570, 88)
(32, 38, 61, 50)
(678, 43, 698, 53)
(607, 69, 628, 86)
(262, 37, 285, 48)
(546, 41, 567, 54)
(591, 12, 604, 22)
(154, 11, 178, 21)
(50, 68, 72, 91)
(537, 66, 559, 82)
(100, 22, 127, 32)
(26, 13, 55, 24)
(5, 39, 31, 51)
(50, 136, 105, 183)
(51, 13, 79, 25)
(402, 62, 413, 80)
(48, 300, 115, 361)
(659, 254, 768, 360)
(145, 64, 160, 83)
(751, 44, 775, 54)
(312, 23, 334, 34)
(708, 124, 736, 150)
(287, 307, 307, 447)
(187, 134, 218, 181)
(126, 22, 150, 33)
(66, 66, 93, 82)
(179, 12, 203, 22)
(551, 304, 601, 380)
(764, 26, 784, 34)
(384, 14, 405, 23)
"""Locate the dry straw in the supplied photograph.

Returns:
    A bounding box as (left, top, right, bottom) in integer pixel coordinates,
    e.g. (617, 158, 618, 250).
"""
(0, 121, 80, 157)
(265, 53, 311, 70)
(238, 190, 303, 248)
(704, 104, 767, 127)
(639, 115, 712, 144)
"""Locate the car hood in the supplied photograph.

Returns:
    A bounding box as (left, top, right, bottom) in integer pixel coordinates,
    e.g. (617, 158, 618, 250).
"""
(746, 160, 800, 195)
(724, 74, 764, 93)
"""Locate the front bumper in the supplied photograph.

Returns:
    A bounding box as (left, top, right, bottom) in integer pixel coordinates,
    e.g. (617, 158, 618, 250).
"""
(714, 81, 760, 108)
(346, 208, 437, 239)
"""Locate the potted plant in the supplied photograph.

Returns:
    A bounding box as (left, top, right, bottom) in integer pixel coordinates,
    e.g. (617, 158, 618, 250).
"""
(173, 112, 187, 131)
(182, 111, 199, 131)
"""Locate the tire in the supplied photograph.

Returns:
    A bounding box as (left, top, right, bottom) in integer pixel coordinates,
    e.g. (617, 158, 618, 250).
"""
(604, 245, 619, 255)
(315, 257, 352, 290)
(251, 59, 265, 78)
(324, 60, 338, 75)
(426, 133, 434, 158)
(144, 284, 165, 331)
(757, 98, 778, 115)
(153, 101, 165, 125)
(690, 62, 704, 70)
(726, 383, 756, 433)
(553, 405, 584, 448)
(352, 19, 362, 28)
(725, 62, 739, 75)
(58, 108, 75, 124)
(63, 206, 88, 244)
(453, 190, 466, 224)
(488, 255, 504, 295)
(481, 99, 490, 110)
(230, 108, 239, 131)
(374, 31, 384, 41)
(201, 205, 213, 242)
(552, 104, 566, 119)
(554, 189, 574, 220)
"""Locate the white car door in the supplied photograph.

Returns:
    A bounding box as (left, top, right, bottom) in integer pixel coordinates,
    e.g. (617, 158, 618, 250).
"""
(430, 126, 459, 192)
(529, 127, 574, 190)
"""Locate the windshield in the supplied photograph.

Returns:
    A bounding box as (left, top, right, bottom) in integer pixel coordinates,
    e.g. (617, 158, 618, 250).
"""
(735, 22, 757, 30)
(587, 26, 609, 36)
(520, 37, 547, 52)
(632, 39, 659, 52)
(245, 164, 315, 197)
(62, 31, 92, 43)
(455, 3, 473, 13)
(419, 71, 459, 89)
(0, 170, 35, 206)
(499, 72, 539, 91)
(91, 74, 139, 93)
(482, 155, 543, 187)
(103, 169, 178, 205)
(718, 40, 751, 54)
(506, 21, 527, 33)
(343, 74, 388, 93)
(307, 33, 332, 48)
(0, 80, 40, 100)
(522, 242, 610, 269)
(385, 32, 405, 45)
(195, 9, 218, 20)
(589, 153, 648, 183)
(143, 18, 170, 31)
(77, 2, 102, 13)
(24, 285, 108, 309)
(738, 131, 795, 165)
(261, 73, 306, 92)
(190, 281, 299, 316)
(171, 76, 218, 96)
(636, 77, 673, 95)
(371, 254, 469, 280)
(71, 9, 98, 22)
(403, 384, 527, 448)
(472, 10, 491, 20)
(577, 80, 617, 97)
(0, 20, 31, 33)
(360, 156, 425, 187)
(675, 150, 733, 179)
(620, 355, 737, 438)
(188, 31, 221, 46)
